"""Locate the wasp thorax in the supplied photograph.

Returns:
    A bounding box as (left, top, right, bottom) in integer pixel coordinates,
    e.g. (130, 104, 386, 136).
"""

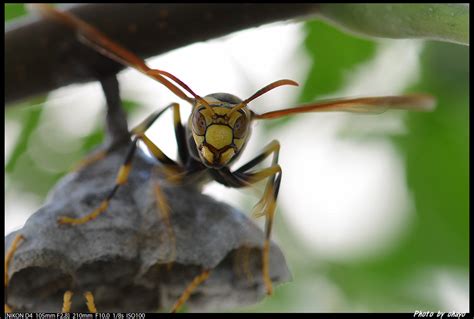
(190, 94, 251, 168)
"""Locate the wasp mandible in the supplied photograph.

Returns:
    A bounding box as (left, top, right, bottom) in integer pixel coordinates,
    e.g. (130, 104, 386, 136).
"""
(25, 3, 436, 312)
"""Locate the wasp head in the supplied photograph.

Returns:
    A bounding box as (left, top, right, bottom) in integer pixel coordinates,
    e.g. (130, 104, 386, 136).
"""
(190, 93, 252, 169)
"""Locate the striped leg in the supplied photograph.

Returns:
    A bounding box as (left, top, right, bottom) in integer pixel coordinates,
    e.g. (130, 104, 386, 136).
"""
(4, 234, 25, 313)
(57, 137, 139, 225)
(220, 140, 282, 295)
(172, 103, 189, 164)
(58, 103, 184, 225)
(133, 103, 188, 264)
(61, 291, 97, 312)
(170, 269, 211, 313)
(238, 142, 281, 295)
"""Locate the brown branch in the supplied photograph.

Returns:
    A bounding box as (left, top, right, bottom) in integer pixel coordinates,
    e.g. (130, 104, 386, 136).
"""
(5, 3, 320, 105)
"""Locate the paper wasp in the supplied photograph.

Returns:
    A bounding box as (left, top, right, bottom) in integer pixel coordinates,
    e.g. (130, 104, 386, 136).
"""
(5, 3, 435, 313)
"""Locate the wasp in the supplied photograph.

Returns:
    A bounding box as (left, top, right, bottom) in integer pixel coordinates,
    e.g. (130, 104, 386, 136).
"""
(8, 3, 435, 313)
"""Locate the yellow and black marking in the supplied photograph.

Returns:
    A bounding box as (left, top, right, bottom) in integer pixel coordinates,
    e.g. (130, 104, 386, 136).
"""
(261, 176, 281, 295)
(137, 133, 177, 167)
(60, 291, 97, 313)
(131, 104, 180, 167)
(5, 234, 25, 313)
(58, 102, 189, 225)
(170, 269, 211, 313)
(212, 140, 281, 295)
(58, 138, 138, 225)
(190, 98, 251, 169)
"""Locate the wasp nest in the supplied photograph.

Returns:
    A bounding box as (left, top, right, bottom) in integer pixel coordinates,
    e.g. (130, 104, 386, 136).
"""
(4, 145, 291, 312)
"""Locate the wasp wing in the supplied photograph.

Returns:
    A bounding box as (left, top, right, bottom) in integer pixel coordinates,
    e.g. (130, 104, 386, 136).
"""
(254, 94, 436, 119)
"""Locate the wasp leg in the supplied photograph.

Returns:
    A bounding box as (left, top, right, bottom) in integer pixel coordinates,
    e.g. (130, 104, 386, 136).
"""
(131, 105, 179, 168)
(172, 103, 189, 164)
(58, 104, 181, 225)
(60, 290, 97, 313)
(62, 290, 73, 312)
(83, 291, 97, 313)
(219, 140, 281, 295)
(58, 136, 139, 225)
(132, 103, 191, 266)
(5, 234, 25, 313)
(170, 269, 211, 313)
(238, 145, 281, 295)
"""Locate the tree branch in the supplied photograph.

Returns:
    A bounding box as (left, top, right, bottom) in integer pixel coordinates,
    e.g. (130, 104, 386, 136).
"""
(6, 4, 467, 106)
(5, 3, 320, 105)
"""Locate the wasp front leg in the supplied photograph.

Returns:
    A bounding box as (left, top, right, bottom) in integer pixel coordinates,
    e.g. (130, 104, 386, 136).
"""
(170, 268, 211, 313)
(58, 103, 184, 226)
(217, 140, 281, 295)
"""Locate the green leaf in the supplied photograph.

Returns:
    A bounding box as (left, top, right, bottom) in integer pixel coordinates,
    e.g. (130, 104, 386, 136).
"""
(319, 4, 469, 45)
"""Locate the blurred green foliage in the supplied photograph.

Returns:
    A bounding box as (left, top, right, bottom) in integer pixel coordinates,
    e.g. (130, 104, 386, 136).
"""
(322, 40, 469, 312)
(5, 3, 468, 313)
(253, 19, 468, 312)
(4, 3, 26, 20)
(267, 20, 376, 130)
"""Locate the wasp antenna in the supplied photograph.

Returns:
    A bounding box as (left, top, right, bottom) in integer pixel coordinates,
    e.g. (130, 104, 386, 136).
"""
(229, 79, 299, 116)
(30, 4, 204, 106)
(156, 70, 214, 113)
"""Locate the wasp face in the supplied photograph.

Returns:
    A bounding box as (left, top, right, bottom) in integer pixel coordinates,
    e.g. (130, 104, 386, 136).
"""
(190, 93, 251, 169)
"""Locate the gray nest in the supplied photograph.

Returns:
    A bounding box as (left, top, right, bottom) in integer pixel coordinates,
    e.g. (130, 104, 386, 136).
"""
(4, 145, 291, 312)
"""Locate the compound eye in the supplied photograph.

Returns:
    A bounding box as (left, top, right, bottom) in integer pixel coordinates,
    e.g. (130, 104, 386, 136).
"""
(233, 115, 248, 139)
(192, 111, 207, 136)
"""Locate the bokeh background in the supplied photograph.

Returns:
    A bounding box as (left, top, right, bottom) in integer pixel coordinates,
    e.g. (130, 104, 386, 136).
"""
(5, 4, 469, 313)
